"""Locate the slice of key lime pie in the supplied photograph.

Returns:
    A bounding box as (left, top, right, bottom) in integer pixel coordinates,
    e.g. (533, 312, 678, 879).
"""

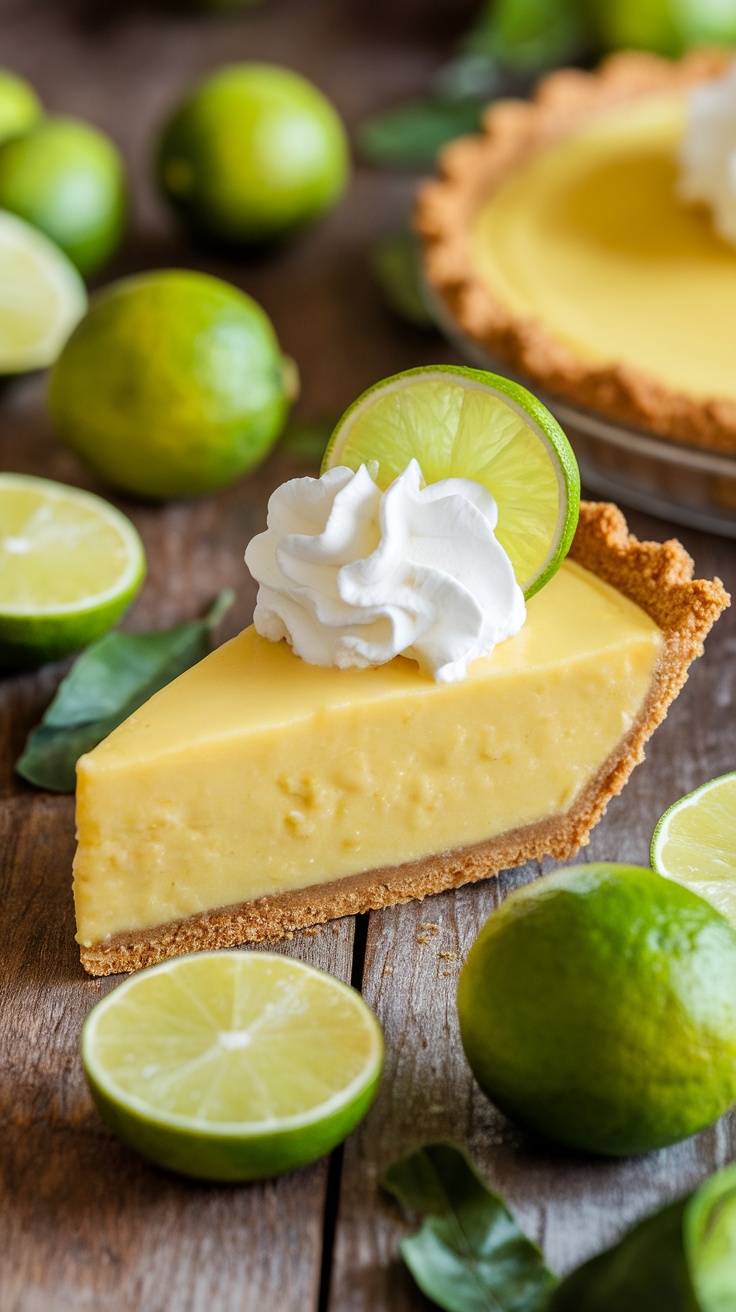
(72, 367, 728, 975)
(418, 50, 736, 452)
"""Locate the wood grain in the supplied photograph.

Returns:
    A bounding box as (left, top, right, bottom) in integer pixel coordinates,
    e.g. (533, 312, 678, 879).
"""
(329, 515, 736, 1310)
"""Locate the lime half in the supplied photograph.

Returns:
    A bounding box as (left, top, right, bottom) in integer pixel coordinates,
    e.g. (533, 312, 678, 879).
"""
(0, 473, 145, 670)
(0, 209, 86, 373)
(322, 365, 580, 599)
(81, 951, 383, 1181)
(652, 772, 736, 925)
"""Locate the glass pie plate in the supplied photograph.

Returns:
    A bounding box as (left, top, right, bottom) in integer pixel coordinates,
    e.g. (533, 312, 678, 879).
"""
(433, 304, 736, 538)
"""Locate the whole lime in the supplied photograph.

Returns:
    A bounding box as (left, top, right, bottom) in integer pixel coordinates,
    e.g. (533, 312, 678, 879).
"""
(0, 116, 126, 276)
(0, 69, 41, 146)
(592, 0, 736, 56)
(457, 864, 736, 1156)
(156, 63, 349, 244)
(48, 269, 295, 500)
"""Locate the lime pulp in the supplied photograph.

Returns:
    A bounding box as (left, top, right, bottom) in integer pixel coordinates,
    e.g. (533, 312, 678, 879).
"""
(0, 209, 86, 373)
(323, 365, 580, 599)
(651, 771, 736, 925)
(81, 951, 383, 1181)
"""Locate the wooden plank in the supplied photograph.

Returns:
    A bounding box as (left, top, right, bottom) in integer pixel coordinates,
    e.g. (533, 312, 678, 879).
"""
(328, 517, 736, 1309)
(0, 794, 355, 1312)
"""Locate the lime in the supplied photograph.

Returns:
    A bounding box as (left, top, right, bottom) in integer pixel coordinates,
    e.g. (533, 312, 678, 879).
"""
(592, 0, 736, 57)
(156, 63, 349, 244)
(0, 116, 126, 276)
(48, 269, 296, 500)
(651, 772, 736, 926)
(0, 210, 86, 374)
(322, 365, 580, 599)
(457, 863, 736, 1157)
(81, 951, 383, 1181)
(0, 69, 41, 146)
(0, 473, 145, 671)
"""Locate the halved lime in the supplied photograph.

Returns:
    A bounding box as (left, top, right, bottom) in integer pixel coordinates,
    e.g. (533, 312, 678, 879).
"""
(0, 473, 145, 671)
(81, 951, 383, 1181)
(0, 209, 86, 373)
(322, 365, 580, 599)
(651, 772, 736, 925)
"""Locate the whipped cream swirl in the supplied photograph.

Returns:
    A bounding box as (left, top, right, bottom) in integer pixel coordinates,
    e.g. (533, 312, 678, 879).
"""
(244, 460, 525, 683)
(679, 61, 736, 245)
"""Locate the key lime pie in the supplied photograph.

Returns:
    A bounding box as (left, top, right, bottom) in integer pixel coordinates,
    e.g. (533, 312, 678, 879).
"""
(418, 50, 736, 452)
(72, 367, 728, 975)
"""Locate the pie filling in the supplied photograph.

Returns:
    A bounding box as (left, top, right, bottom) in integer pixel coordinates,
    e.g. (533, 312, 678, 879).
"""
(471, 93, 736, 403)
(73, 560, 662, 948)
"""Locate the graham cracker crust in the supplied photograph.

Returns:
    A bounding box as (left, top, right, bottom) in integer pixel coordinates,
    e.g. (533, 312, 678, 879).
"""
(416, 49, 736, 454)
(80, 501, 728, 976)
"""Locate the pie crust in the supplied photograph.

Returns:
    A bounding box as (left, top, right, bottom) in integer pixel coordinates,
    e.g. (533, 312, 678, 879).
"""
(80, 501, 729, 975)
(416, 49, 736, 453)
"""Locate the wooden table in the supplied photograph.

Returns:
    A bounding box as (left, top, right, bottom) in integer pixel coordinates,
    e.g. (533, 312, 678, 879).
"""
(1, 3, 735, 1308)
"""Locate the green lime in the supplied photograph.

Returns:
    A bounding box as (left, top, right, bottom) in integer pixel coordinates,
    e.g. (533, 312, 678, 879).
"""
(0, 69, 41, 146)
(322, 365, 580, 599)
(457, 863, 736, 1157)
(0, 209, 86, 373)
(0, 472, 145, 671)
(651, 772, 736, 927)
(0, 116, 126, 276)
(592, 0, 736, 56)
(157, 63, 349, 244)
(81, 951, 383, 1181)
(48, 269, 296, 500)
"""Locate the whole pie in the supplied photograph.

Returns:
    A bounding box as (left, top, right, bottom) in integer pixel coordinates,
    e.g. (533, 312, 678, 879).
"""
(74, 501, 727, 976)
(417, 50, 736, 452)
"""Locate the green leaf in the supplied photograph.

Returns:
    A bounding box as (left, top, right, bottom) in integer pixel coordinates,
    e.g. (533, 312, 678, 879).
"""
(357, 99, 485, 170)
(462, 0, 593, 73)
(548, 1197, 699, 1312)
(372, 233, 436, 329)
(16, 590, 234, 793)
(279, 417, 337, 466)
(382, 1142, 557, 1312)
(686, 1164, 736, 1312)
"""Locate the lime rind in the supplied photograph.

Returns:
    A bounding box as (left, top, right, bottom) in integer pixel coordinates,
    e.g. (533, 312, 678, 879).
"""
(322, 365, 580, 599)
(81, 951, 383, 1180)
(651, 771, 736, 922)
(0, 209, 87, 373)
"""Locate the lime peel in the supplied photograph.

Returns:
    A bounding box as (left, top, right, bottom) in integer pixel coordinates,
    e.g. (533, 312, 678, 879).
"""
(322, 364, 580, 599)
(81, 951, 383, 1181)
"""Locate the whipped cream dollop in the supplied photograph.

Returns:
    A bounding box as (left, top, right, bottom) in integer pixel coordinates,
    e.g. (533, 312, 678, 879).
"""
(244, 460, 525, 683)
(679, 61, 736, 245)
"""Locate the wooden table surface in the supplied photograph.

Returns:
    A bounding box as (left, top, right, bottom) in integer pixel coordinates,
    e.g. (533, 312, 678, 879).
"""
(1, 3, 735, 1309)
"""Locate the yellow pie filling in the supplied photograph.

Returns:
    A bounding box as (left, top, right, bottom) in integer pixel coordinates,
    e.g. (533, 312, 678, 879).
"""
(74, 560, 662, 947)
(472, 94, 736, 403)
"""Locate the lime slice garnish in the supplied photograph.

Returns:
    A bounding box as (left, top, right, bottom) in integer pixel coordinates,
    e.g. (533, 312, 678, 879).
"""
(322, 365, 580, 599)
(651, 772, 736, 925)
(0, 473, 146, 670)
(0, 210, 86, 373)
(81, 951, 384, 1181)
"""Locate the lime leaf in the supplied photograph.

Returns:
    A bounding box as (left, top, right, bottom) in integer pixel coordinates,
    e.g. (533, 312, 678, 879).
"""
(383, 1142, 557, 1312)
(16, 590, 233, 793)
(357, 98, 485, 169)
(549, 1198, 698, 1311)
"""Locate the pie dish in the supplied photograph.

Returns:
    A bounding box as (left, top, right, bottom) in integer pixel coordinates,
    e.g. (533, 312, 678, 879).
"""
(417, 49, 736, 454)
(73, 501, 727, 976)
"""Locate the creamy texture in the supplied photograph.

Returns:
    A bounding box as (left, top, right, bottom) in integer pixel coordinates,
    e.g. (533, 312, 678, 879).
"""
(73, 560, 663, 947)
(245, 460, 526, 683)
(680, 62, 736, 245)
(472, 93, 736, 402)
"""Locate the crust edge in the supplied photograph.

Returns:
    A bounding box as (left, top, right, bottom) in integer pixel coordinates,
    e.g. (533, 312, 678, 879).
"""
(80, 501, 729, 975)
(415, 48, 736, 453)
